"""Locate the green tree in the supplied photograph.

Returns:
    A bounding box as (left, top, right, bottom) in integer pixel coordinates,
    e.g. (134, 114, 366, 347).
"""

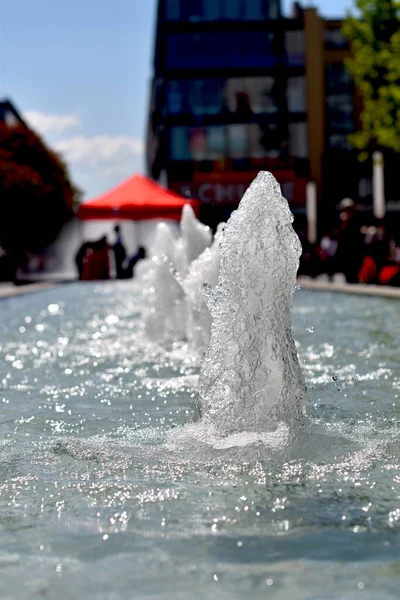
(0, 122, 80, 268)
(342, 0, 400, 154)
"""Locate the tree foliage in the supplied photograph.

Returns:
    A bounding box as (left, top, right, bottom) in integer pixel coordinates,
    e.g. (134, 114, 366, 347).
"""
(0, 122, 80, 259)
(342, 0, 400, 154)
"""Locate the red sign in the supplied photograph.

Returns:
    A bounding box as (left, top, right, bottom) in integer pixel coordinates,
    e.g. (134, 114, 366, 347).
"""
(170, 171, 307, 207)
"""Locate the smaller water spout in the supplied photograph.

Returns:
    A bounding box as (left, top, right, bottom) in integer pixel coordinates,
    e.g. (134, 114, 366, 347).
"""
(183, 223, 224, 354)
(140, 207, 212, 346)
(196, 171, 307, 435)
(142, 223, 187, 343)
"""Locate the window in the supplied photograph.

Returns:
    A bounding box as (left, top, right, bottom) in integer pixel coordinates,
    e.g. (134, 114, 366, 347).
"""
(285, 31, 305, 66)
(165, 0, 180, 20)
(289, 123, 308, 158)
(325, 63, 352, 95)
(207, 127, 225, 158)
(328, 133, 352, 150)
(225, 77, 279, 114)
(287, 77, 306, 112)
(167, 81, 183, 114)
(170, 126, 226, 161)
(228, 124, 248, 158)
(326, 95, 354, 130)
(164, 0, 280, 21)
(325, 63, 354, 150)
(248, 77, 279, 114)
(189, 80, 222, 115)
(166, 32, 282, 69)
(169, 122, 289, 162)
(324, 28, 348, 50)
(166, 77, 282, 117)
(170, 127, 191, 160)
(249, 123, 286, 158)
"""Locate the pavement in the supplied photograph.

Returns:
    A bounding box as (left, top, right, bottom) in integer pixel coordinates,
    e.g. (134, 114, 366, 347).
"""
(297, 276, 400, 298)
(1, 278, 400, 300)
(0, 282, 57, 299)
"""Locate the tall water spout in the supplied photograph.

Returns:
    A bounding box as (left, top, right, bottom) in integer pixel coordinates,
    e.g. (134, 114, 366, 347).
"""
(196, 172, 307, 435)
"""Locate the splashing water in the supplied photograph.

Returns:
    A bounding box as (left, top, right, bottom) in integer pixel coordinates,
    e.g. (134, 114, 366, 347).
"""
(141, 223, 187, 343)
(179, 204, 213, 273)
(196, 171, 307, 435)
(183, 223, 224, 354)
(140, 206, 212, 346)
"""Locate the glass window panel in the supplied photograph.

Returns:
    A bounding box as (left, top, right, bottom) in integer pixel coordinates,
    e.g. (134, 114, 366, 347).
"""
(285, 31, 305, 66)
(188, 80, 223, 115)
(267, 0, 281, 19)
(324, 28, 348, 50)
(188, 128, 208, 160)
(165, 0, 180, 20)
(328, 133, 351, 150)
(228, 124, 248, 158)
(185, 0, 205, 21)
(248, 77, 278, 113)
(225, 78, 244, 113)
(287, 77, 306, 112)
(170, 127, 190, 160)
(167, 77, 283, 117)
(249, 123, 281, 158)
(207, 127, 226, 159)
(166, 33, 281, 69)
(167, 81, 183, 114)
(203, 0, 221, 20)
(164, 0, 279, 21)
(244, 0, 263, 19)
(289, 122, 308, 158)
(223, 0, 241, 19)
(224, 77, 280, 114)
(325, 63, 352, 94)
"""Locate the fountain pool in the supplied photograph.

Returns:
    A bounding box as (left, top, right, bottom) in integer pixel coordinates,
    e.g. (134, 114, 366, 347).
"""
(0, 281, 399, 599)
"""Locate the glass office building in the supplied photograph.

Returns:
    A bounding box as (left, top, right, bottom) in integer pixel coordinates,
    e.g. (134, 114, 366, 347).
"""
(147, 2, 396, 230)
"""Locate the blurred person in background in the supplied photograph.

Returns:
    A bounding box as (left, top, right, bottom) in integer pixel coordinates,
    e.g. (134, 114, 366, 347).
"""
(113, 225, 127, 279)
(317, 231, 338, 281)
(377, 240, 400, 286)
(124, 246, 147, 279)
(334, 198, 364, 283)
(80, 236, 111, 281)
(358, 224, 388, 284)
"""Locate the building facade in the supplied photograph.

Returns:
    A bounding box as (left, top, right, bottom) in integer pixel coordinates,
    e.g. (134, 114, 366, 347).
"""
(146, 1, 395, 231)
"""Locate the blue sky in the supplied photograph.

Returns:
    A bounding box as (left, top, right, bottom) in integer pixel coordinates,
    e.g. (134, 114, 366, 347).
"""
(1, 0, 352, 199)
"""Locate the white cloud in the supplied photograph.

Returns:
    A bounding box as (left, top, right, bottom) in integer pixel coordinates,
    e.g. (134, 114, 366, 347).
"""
(24, 110, 81, 135)
(55, 135, 144, 169)
(22, 110, 145, 198)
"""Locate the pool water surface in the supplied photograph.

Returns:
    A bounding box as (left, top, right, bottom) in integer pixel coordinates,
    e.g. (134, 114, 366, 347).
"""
(0, 282, 399, 599)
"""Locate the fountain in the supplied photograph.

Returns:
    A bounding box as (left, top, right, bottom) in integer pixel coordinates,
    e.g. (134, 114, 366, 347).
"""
(0, 171, 398, 599)
(134, 170, 309, 452)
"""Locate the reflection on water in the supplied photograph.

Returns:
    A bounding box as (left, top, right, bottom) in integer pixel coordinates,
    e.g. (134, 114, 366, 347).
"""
(0, 282, 399, 599)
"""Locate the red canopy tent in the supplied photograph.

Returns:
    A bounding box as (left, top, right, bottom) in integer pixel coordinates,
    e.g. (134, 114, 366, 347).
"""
(77, 174, 200, 221)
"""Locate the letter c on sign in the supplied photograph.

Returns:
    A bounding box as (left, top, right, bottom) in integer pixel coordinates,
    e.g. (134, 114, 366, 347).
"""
(198, 184, 213, 203)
